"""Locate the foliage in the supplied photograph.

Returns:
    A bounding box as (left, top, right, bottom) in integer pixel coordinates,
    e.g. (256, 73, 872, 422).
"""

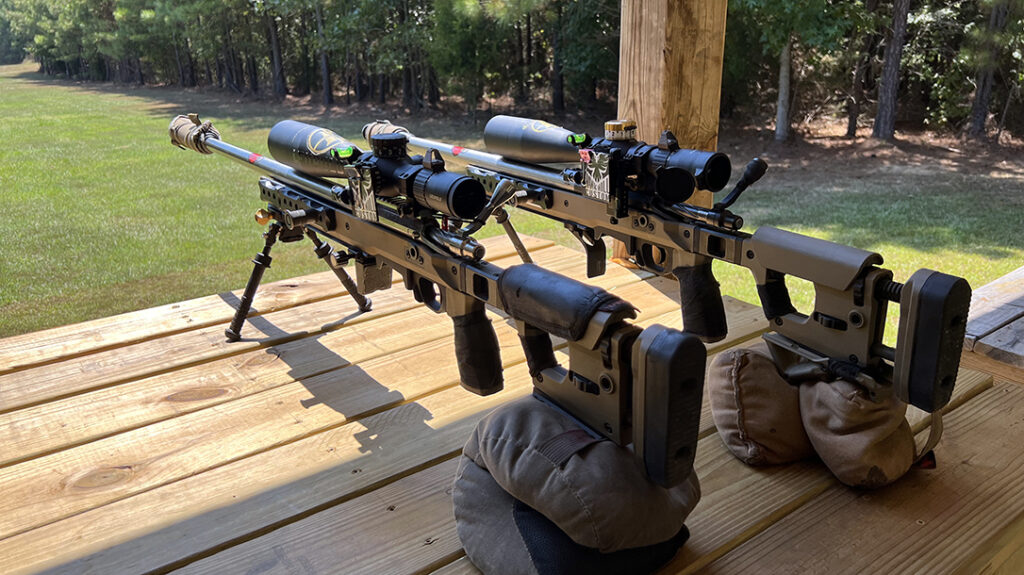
(0, 0, 1021, 135)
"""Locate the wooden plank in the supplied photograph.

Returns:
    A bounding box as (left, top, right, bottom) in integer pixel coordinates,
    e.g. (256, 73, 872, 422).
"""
(0, 298, 766, 574)
(0, 254, 659, 537)
(0, 364, 534, 575)
(173, 459, 464, 575)
(964, 265, 1024, 350)
(974, 316, 1024, 369)
(430, 558, 479, 575)
(0, 243, 562, 414)
(0, 236, 553, 375)
(174, 370, 989, 575)
(695, 380, 1024, 575)
(961, 351, 1024, 389)
(0, 249, 649, 468)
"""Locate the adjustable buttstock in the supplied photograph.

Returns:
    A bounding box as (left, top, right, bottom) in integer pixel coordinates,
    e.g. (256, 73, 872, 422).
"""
(672, 262, 728, 343)
(451, 306, 504, 396)
(632, 325, 707, 487)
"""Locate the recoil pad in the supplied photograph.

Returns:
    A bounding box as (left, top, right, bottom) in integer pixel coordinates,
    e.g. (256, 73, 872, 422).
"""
(169, 114, 220, 154)
(633, 325, 707, 487)
(895, 270, 972, 412)
(452, 307, 504, 396)
(672, 262, 728, 343)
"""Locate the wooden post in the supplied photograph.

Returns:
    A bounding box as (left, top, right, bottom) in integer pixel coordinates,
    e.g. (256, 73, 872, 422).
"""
(613, 0, 728, 261)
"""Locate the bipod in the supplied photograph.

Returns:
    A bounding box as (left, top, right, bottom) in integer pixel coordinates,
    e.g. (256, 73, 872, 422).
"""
(226, 222, 374, 342)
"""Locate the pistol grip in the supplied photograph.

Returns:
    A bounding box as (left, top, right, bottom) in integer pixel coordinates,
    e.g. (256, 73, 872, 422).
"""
(452, 307, 504, 396)
(672, 262, 728, 343)
(632, 325, 707, 487)
(518, 324, 559, 377)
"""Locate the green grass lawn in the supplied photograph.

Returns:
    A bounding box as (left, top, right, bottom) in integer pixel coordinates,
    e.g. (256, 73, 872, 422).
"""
(1, 61, 1022, 339)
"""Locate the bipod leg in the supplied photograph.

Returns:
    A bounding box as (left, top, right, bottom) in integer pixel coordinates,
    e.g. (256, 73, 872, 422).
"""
(305, 229, 373, 312)
(494, 207, 533, 264)
(226, 223, 282, 342)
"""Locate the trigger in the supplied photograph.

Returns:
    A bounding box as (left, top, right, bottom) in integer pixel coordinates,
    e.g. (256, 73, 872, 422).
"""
(566, 225, 607, 278)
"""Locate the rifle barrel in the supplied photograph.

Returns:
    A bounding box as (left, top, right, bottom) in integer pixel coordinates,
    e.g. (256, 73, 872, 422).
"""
(203, 138, 346, 203)
(399, 133, 580, 193)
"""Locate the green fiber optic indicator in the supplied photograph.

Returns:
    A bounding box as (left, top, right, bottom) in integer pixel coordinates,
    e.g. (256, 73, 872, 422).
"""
(567, 133, 587, 145)
(331, 146, 355, 159)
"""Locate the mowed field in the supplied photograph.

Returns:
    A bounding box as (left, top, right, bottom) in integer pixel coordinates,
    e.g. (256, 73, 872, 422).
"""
(2, 60, 1023, 338)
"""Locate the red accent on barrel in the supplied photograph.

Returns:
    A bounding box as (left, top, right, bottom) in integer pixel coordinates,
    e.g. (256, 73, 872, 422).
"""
(248, 153, 262, 164)
(452, 146, 464, 155)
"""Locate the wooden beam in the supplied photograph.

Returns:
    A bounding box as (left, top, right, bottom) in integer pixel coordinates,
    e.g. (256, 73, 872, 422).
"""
(618, 0, 729, 208)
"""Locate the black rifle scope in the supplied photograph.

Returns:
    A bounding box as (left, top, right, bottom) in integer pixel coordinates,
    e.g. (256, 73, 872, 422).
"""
(267, 120, 487, 220)
(484, 115, 733, 197)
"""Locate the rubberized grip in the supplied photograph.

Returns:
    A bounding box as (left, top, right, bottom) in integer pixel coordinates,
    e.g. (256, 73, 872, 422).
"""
(672, 263, 728, 343)
(756, 269, 798, 320)
(452, 308, 504, 396)
(518, 324, 559, 377)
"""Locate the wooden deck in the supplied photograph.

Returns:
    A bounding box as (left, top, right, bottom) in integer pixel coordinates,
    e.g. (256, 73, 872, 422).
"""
(0, 236, 1021, 574)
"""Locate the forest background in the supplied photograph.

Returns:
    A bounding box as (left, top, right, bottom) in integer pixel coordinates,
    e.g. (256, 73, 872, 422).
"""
(0, 0, 1022, 338)
(1, 0, 1023, 141)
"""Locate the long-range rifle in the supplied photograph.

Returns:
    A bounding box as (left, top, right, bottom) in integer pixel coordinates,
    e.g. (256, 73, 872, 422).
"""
(362, 117, 971, 417)
(169, 115, 706, 487)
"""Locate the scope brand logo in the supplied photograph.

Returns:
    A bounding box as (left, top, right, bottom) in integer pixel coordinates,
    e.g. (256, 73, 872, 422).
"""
(525, 120, 558, 133)
(307, 128, 347, 155)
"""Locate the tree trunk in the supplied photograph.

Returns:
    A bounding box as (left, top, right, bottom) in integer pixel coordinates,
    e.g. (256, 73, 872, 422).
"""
(551, 3, 565, 113)
(248, 54, 259, 94)
(846, 0, 879, 137)
(515, 20, 527, 103)
(378, 74, 386, 104)
(775, 36, 792, 142)
(313, 3, 334, 106)
(266, 12, 287, 98)
(967, 0, 1012, 139)
(185, 39, 197, 86)
(296, 12, 312, 96)
(428, 65, 440, 107)
(872, 0, 911, 140)
(173, 32, 186, 86)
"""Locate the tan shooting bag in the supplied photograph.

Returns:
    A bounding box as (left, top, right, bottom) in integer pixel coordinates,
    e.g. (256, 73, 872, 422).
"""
(709, 340, 923, 488)
(453, 395, 700, 575)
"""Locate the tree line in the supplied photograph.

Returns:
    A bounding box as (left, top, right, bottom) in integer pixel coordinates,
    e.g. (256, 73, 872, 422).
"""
(0, 0, 1021, 141)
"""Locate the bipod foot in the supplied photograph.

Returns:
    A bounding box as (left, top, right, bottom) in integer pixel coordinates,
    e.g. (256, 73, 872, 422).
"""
(306, 230, 373, 313)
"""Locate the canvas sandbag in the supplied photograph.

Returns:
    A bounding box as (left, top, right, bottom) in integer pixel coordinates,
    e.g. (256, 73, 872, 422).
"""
(708, 340, 815, 465)
(453, 394, 699, 563)
(453, 455, 691, 575)
(799, 378, 917, 488)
